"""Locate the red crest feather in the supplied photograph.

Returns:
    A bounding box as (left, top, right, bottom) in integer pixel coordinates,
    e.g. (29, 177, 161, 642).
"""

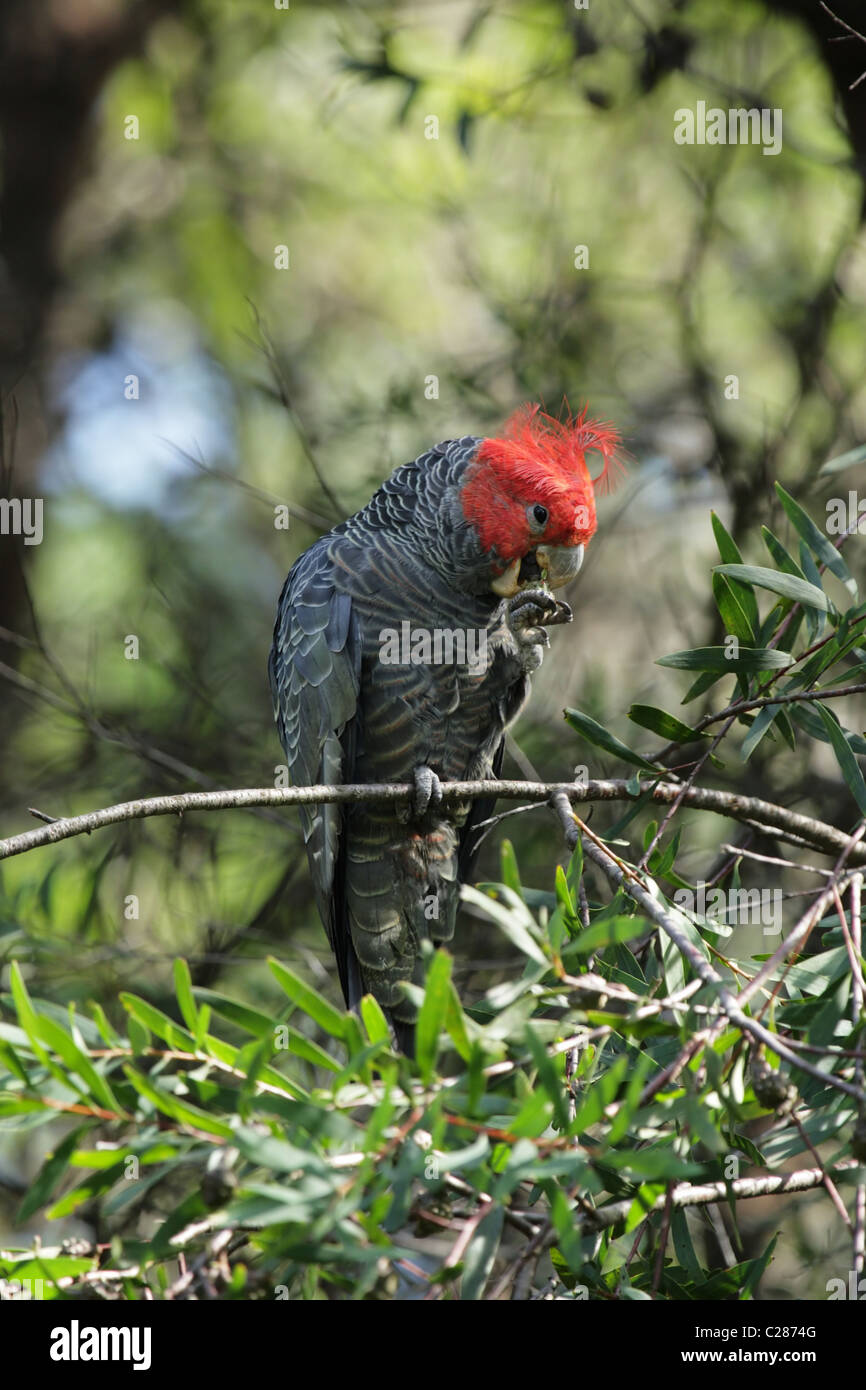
(462, 401, 624, 561)
(483, 403, 624, 495)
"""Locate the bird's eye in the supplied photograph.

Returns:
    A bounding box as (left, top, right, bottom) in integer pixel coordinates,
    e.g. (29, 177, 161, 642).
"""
(528, 503, 549, 531)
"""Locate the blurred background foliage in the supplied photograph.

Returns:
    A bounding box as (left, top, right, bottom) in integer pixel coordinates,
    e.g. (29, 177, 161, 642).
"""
(1, 0, 865, 1295)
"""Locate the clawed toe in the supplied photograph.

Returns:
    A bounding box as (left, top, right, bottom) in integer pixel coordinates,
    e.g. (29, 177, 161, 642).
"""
(506, 586, 573, 642)
(508, 586, 558, 626)
(404, 764, 443, 821)
(546, 599, 573, 627)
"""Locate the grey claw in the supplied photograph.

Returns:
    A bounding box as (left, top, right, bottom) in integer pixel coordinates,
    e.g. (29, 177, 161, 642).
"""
(507, 587, 572, 639)
(508, 586, 558, 627)
(409, 765, 442, 820)
(546, 600, 573, 627)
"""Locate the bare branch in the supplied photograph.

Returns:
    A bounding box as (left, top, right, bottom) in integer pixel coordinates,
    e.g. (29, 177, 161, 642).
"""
(582, 1161, 862, 1231)
(2, 776, 866, 864)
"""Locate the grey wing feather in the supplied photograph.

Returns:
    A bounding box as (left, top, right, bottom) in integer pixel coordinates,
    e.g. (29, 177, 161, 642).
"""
(268, 542, 362, 1005)
(457, 737, 504, 884)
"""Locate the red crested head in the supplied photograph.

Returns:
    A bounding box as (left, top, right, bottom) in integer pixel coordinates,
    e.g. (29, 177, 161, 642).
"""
(460, 403, 623, 571)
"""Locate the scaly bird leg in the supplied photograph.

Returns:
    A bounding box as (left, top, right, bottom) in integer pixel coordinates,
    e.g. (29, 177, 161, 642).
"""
(506, 586, 573, 671)
(397, 764, 444, 824)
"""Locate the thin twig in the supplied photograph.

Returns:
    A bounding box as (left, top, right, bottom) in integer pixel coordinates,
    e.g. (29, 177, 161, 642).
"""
(550, 792, 866, 1102)
(851, 872, 865, 1277)
(737, 824, 865, 1009)
(720, 843, 832, 877)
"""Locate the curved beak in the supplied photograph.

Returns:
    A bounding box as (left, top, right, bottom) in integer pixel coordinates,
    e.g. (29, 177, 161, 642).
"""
(490, 557, 523, 597)
(536, 543, 585, 589)
(490, 544, 586, 597)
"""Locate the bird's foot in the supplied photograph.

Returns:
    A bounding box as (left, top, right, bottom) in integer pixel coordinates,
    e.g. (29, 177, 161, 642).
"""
(506, 587, 572, 671)
(398, 764, 443, 824)
(508, 586, 573, 629)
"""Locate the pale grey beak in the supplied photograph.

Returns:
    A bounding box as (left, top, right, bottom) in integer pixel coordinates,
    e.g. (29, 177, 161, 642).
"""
(536, 543, 584, 589)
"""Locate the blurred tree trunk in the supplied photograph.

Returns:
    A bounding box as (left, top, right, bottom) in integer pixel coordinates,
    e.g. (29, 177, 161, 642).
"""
(0, 0, 176, 683)
(772, 0, 866, 202)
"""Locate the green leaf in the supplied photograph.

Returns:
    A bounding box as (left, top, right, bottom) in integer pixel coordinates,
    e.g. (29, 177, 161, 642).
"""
(818, 443, 866, 477)
(648, 826, 682, 881)
(657, 645, 793, 673)
(564, 708, 659, 770)
(445, 983, 473, 1063)
(436, 1133, 491, 1174)
(781, 481, 857, 594)
(811, 703, 866, 816)
(128, 1017, 151, 1055)
(714, 564, 829, 613)
(0, 1254, 96, 1292)
(232, 1125, 331, 1177)
(461, 1203, 504, 1300)
(462, 884, 549, 968)
(46, 1158, 131, 1218)
(122, 1066, 234, 1139)
(711, 512, 759, 631)
(671, 1207, 702, 1280)
(360, 994, 391, 1046)
(712, 573, 756, 645)
(268, 959, 347, 1040)
(510, 1087, 555, 1139)
(173, 959, 199, 1035)
(0, 1038, 29, 1085)
(607, 1052, 654, 1146)
(30, 1012, 124, 1116)
(602, 1148, 704, 1179)
(761, 526, 806, 585)
(89, 1003, 121, 1048)
(571, 915, 648, 956)
(627, 705, 705, 744)
(8, 964, 54, 1070)
(566, 835, 584, 905)
(524, 1024, 570, 1130)
(16, 1125, 89, 1224)
(790, 702, 866, 757)
(741, 702, 785, 760)
(555, 863, 576, 919)
(624, 1182, 666, 1235)
(571, 1054, 629, 1133)
(798, 542, 824, 642)
(335, 1016, 379, 1085)
(680, 670, 725, 704)
(272, 1026, 340, 1074)
(415, 950, 453, 1083)
(783, 947, 848, 996)
(192, 994, 323, 1078)
(500, 840, 522, 895)
(0, 1096, 48, 1118)
(120, 994, 195, 1052)
(192, 988, 274, 1039)
(776, 708, 796, 750)
(739, 1233, 778, 1300)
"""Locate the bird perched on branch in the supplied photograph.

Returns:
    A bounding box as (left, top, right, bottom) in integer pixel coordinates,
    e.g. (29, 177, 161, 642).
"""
(269, 404, 621, 1053)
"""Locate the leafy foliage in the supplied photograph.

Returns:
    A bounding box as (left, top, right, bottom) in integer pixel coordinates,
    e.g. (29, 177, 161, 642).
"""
(2, 0, 866, 1303)
(1, 490, 864, 1300)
